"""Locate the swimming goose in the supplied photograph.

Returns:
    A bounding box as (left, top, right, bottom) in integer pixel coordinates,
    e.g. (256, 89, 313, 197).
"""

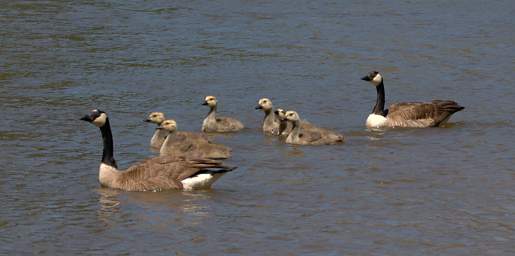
(158, 119, 232, 159)
(144, 112, 167, 149)
(80, 109, 235, 192)
(202, 96, 244, 133)
(284, 111, 344, 145)
(361, 71, 464, 128)
(255, 98, 280, 135)
(276, 108, 317, 138)
(275, 108, 292, 138)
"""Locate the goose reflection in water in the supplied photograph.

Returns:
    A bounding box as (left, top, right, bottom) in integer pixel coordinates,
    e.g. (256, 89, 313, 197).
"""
(96, 189, 215, 228)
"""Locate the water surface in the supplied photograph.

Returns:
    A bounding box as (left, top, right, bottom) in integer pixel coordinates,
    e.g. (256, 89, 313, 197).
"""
(1, 0, 515, 255)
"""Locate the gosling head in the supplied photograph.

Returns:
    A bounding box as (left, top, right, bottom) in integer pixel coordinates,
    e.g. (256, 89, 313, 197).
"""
(80, 109, 108, 127)
(285, 110, 300, 122)
(144, 112, 165, 125)
(274, 108, 287, 120)
(157, 119, 177, 133)
(255, 98, 273, 112)
(202, 96, 217, 108)
(361, 71, 383, 86)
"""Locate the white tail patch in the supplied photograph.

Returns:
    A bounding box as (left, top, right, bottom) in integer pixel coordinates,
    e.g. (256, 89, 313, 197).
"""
(181, 173, 224, 191)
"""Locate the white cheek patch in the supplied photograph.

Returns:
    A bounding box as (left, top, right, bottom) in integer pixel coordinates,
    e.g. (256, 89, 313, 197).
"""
(372, 73, 383, 85)
(92, 113, 107, 127)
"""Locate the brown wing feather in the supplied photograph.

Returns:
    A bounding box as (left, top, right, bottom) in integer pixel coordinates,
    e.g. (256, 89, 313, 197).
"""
(388, 102, 438, 120)
(387, 100, 464, 127)
(215, 116, 244, 131)
(116, 156, 225, 191)
(299, 130, 322, 143)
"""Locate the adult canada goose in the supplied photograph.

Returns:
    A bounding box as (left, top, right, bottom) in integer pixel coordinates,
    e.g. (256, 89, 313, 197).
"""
(158, 119, 232, 159)
(202, 96, 244, 133)
(255, 98, 280, 135)
(144, 112, 167, 149)
(361, 71, 465, 128)
(284, 111, 344, 145)
(80, 109, 235, 192)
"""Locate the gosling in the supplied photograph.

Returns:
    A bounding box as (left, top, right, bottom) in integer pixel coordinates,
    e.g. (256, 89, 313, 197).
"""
(159, 119, 232, 160)
(275, 108, 292, 138)
(284, 111, 344, 145)
(202, 96, 244, 133)
(255, 98, 280, 135)
(144, 112, 167, 149)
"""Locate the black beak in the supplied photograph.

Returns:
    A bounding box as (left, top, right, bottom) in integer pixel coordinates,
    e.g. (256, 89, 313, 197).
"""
(144, 119, 151, 122)
(156, 127, 164, 130)
(361, 76, 371, 81)
(255, 106, 262, 110)
(202, 102, 208, 106)
(80, 115, 92, 122)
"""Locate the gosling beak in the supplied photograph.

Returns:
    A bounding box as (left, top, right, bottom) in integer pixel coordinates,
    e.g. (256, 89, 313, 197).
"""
(144, 119, 151, 123)
(361, 76, 371, 81)
(156, 127, 164, 130)
(202, 102, 208, 106)
(255, 105, 262, 110)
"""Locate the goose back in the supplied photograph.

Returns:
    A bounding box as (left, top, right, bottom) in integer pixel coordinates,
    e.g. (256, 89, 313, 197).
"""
(284, 111, 344, 145)
(160, 131, 232, 159)
(286, 125, 344, 145)
(109, 156, 234, 191)
(385, 100, 464, 128)
(202, 116, 244, 133)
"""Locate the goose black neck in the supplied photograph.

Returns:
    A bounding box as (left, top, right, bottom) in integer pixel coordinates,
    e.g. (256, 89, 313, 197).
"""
(372, 82, 386, 115)
(99, 118, 117, 168)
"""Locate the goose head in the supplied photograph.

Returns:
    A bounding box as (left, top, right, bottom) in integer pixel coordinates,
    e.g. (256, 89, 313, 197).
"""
(285, 110, 300, 122)
(361, 71, 383, 86)
(80, 109, 107, 127)
(255, 98, 273, 111)
(202, 96, 218, 108)
(144, 112, 165, 124)
(158, 119, 177, 133)
(274, 108, 287, 120)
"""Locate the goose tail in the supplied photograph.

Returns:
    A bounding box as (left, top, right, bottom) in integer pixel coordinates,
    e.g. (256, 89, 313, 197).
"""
(432, 100, 465, 126)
